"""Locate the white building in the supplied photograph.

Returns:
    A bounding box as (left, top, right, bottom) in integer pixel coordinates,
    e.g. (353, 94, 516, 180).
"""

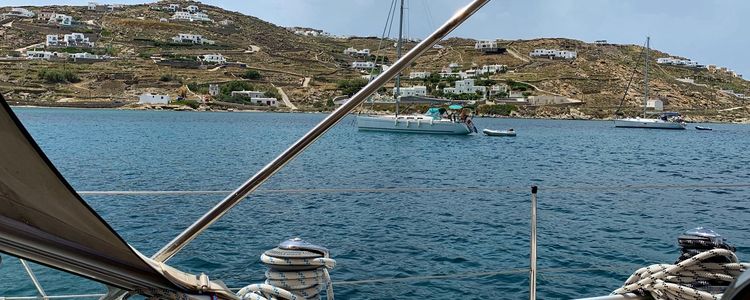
(479, 64, 506, 75)
(171, 11, 211, 22)
(657, 57, 703, 68)
(46, 35, 60, 46)
(70, 52, 103, 60)
(409, 71, 431, 79)
(351, 61, 375, 69)
(88, 2, 97, 10)
(443, 79, 487, 96)
(172, 33, 214, 45)
(138, 93, 171, 105)
(475, 40, 497, 51)
(219, 19, 233, 26)
(48, 14, 73, 26)
(209, 84, 220, 96)
(646, 99, 663, 111)
(167, 4, 180, 11)
(394, 86, 427, 97)
(230, 91, 279, 107)
(26, 51, 54, 60)
(198, 53, 226, 64)
(530, 49, 577, 59)
(63, 33, 94, 47)
(185, 5, 199, 13)
(343, 47, 357, 55)
(7, 8, 35, 18)
(489, 84, 509, 98)
(448, 62, 460, 70)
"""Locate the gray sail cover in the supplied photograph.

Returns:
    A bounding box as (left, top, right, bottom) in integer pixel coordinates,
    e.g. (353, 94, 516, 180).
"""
(0, 95, 184, 292)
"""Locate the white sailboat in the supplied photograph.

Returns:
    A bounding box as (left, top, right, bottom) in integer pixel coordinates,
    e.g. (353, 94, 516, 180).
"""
(614, 37, 686, 130)
(356, 0, 474, 135)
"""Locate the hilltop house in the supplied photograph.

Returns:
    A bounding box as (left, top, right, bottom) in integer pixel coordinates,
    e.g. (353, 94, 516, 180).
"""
(48, 13, 73, 26)
(70, 52, 105, 61)
(443, 79, 487, 97)
(474, 40, 505, 53)
(409, 71, 431, 79)
(185, 5, 199, 13)
(171, 11, 211, 22)
(45, 35, 60, 46)
(657, 57, 704, 69)
(166, 4, 180, 11)
(138, 93, 170, 105)
(37, 11, 55, 21)
(46, 33, 94, 47)
(478, 64, 506, 75)
(209, 84, 220, 96)
(530, 49, 577, 59)
(394, 86, 427, 97)
(343, 47, 370, 57)
(351, 61, 375, 70)
(489, 84, 509, 98)
(230, 91, 279, 107)
(197, 53, 226, 64)
(218, 19, 233, 26)
(172, 33, 214, 45)
(5, 8, 35, 18)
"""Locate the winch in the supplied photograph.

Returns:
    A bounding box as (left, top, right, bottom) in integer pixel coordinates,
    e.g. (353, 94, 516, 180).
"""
(236, 238, 335, 300)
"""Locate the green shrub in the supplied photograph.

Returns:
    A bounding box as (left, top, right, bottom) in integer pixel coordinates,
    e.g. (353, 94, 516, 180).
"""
(240, 70, 262, 80)
(337, 78, 368, 96)
(38, 69, 81, 83)
(159, 74, 176, 82)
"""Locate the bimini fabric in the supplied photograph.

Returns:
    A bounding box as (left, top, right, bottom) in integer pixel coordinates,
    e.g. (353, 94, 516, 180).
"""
(0, 95, 183, 291)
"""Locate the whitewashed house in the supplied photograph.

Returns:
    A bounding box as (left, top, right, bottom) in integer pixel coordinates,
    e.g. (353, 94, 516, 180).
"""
(219, 19, 233, 26)
(138, 93, 171, 105)
(489, 84, 509, 98)
(7, 8, 35, 18)
(343, 47, 357, 55)
(646, 99, 663, 111)
(409, 71, 431, 79)
(88, 2, 98, 10)
(198, 53, 226, 64)
(185, 5, 199, 13)
(172, 33, 214, 45)
(479, 64, 506, 75)
(49, 14, 73, 26)
(26, 51, 54, 60)
(448, 62, 460, 71)
(209, 84, 219, 96)
(191, 12, 211, 22)
(46, 35, 60, 47)
(657, 57, 676, 64)
(230, 91, 279, 107)
(63, 33, 94, 47)
(530, 49, 576, 59)
(394, 86, 427, 97)
(171, 11, 211, 22)
(351, 61, 375, 69)
(70, 52, 103, 60)
(475, 40, 497, 51)
(443, 79, 487, 96)
(37, 11, 55, 21)
(167, 4, 180, 11)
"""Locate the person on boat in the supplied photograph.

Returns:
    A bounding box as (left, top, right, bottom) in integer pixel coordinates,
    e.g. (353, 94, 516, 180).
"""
(508, 128, 515, 132)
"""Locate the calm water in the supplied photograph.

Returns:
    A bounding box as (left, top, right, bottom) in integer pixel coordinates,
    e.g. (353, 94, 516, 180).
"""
(2, 108, 750, 299)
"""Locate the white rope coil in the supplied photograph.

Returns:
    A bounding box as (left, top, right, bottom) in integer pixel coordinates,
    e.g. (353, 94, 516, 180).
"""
(236, 253, 335, 300)
(613, 249, 750, 300)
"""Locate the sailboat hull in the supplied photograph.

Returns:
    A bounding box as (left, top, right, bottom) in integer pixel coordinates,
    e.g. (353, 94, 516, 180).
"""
(357, 115, 472, 135)
(614, 118, 686, 130)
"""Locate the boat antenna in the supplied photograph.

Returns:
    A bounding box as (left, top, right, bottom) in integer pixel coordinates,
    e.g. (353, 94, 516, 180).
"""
(368, 0, 398, 109)
(395, 0, 404, 117)
(643, 36, 649, 118)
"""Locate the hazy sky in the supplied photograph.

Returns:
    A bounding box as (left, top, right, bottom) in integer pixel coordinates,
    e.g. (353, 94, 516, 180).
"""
(3, 0, 748, 76)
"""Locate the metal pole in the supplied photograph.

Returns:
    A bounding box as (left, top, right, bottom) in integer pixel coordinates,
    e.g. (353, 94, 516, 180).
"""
(394, 0, 405, 117)
(151, 0, 491, 264)
(529, 186, 538, 300)
(643, 36, 649, 118)
(20, 259, 48, 299)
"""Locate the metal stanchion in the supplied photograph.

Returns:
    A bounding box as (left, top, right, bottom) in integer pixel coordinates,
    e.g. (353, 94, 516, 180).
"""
(530, 186, 538, 300)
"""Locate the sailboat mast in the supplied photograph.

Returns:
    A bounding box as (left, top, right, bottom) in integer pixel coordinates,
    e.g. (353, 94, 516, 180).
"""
(394, 0, 404, 117)
(643, 36, 649, 118)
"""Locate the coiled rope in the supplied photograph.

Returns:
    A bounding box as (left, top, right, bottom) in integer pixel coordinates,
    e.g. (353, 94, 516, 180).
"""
(236, 246, 336, 300)
(612, 249, 750, 300)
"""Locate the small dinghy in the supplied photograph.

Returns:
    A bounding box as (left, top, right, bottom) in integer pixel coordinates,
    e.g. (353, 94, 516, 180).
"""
(483, 128, 517, 137)
(695, 126, 713, 131)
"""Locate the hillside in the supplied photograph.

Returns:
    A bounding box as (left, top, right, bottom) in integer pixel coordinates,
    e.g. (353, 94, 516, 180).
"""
(0, 1, 748, 121)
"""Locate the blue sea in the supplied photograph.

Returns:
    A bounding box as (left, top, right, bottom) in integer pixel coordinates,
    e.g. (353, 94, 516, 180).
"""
(2, 107, 750, 299)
